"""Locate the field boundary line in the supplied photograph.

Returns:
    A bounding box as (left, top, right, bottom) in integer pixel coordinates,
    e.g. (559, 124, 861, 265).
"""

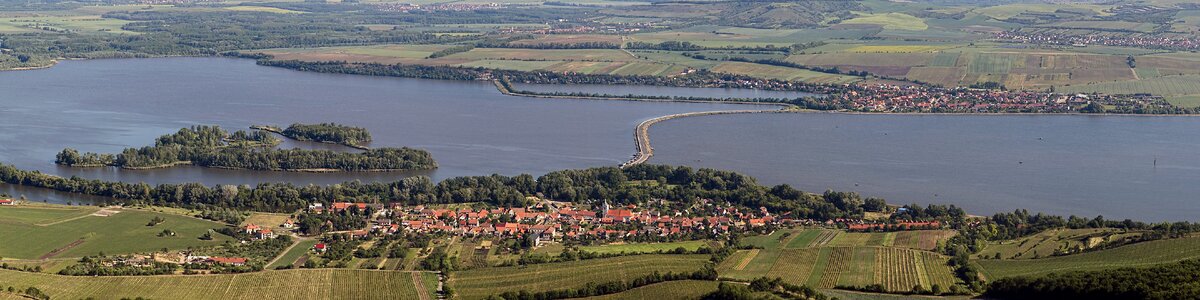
(735, 249, 760, 270)
(35, 212, 96, 226)
(913, 250, 930, 289)
(413, 272, 432, 300)
(265, 237, 303, 268)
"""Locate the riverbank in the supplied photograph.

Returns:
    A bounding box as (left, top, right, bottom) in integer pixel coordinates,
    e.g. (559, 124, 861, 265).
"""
(493, 79, 799, 108)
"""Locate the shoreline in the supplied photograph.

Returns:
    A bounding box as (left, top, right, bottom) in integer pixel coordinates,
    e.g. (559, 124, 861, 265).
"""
(10, 55, 1199, 118)
(66, 162, 429, 173)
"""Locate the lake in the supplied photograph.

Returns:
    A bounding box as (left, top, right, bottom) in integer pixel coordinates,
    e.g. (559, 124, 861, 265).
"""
(0, 57, 755, 188)
(2, 57, 1198, 221)
(649, 113, 1200, 222)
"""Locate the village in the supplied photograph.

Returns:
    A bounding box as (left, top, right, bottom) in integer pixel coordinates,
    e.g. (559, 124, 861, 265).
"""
(298, 199, 787, 245)
(995, 30, 1200, 51)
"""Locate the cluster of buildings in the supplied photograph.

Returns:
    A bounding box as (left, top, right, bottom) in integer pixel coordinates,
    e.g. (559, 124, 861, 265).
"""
(500, 25, 645, 35)
(126, 0, 221, 4)
(995, 30, 1200, 51)
(243, 223, 278, 240)
(373, 2, 502, 13)
(826, 83, 1169, 113)
(312, 200, 790, 243)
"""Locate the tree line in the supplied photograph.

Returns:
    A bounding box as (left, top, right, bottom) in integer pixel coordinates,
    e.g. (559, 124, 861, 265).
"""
(0, 163, 886, 222)
(986, 259, 1200, 300)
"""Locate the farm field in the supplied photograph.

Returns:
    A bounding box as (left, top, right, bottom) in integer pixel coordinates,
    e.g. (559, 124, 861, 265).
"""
(0, 268, 435, 300)
(446, 48, 636, 62)
(822, 289, 972, 300)
(630, 26, 876, 47)
(449, 254, 710, 300)
(0, 206, 232, 259)
(578, 240, 711, 254)
(456, 60, 561, 71)
(977, 236, 1200, 279)
(269, 239, 320, 269)
(1166, 95, 1200, 108)
(719, 229, 959, 293)
(710, 61, 862, 83)
(976, 228, 1140, 260)
(243, 212, 291, 228)
(724, 244, 958, 293)
(578, 280, 719, 300)
(841, 13, 929, 31)
(0, 204, 98, 225)
(510, 34, 623, 46)
(1062, 74, 1200, 96)
(0, 15, 135, 34)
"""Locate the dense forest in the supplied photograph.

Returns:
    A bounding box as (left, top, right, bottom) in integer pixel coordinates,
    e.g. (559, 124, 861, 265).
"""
(986, 259, 1200, 300)
(279, 123, 373, 147)
(55, 125, 435, 171)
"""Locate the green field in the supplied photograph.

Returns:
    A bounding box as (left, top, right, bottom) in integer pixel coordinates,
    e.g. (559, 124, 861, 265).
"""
(841, 13, 929, 31)
(0, 206, 232, 259)
(579, 240, 710, 254)
(578, 280, 719, 300)
(978, 236, 1200, 279)
(269, 239, 320, 269)
(1166, 95, 1200, 108)
(448, 48, 636, 62)
(977, 228, 1140, 260)
(718, 227, 959, 293)
(450, 254, 710, 299)
(456, 60, 562, 71)
(0, 16, 135, 34)
(711, 61, 862, 83)
(1062, 74, 1200, 96)
(783, 229, 825, 248)
(0, 268, 435, 299)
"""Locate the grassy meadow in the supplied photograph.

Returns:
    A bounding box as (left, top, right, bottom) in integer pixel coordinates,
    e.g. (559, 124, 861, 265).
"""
(0, 205, 232, 259)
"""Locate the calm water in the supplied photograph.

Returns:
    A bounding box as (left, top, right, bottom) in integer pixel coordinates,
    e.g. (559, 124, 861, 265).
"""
(4, 57, 1199, 221)
(0, 57, 755, 191)
(650, 113, 1200, 222)
(513, 83, 822, 99)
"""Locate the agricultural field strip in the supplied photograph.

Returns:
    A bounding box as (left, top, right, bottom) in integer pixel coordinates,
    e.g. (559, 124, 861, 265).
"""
(816, 247, 852, 288)
(0, 269, 430, 299)
(978, 236, 1200, 278)
(451, 255, 709, 298)
(734, 249, 760, 270)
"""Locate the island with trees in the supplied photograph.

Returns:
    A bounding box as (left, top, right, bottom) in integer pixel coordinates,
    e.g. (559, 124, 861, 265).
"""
(252, 123, 373, 150)
(55, 125, 435, 172)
